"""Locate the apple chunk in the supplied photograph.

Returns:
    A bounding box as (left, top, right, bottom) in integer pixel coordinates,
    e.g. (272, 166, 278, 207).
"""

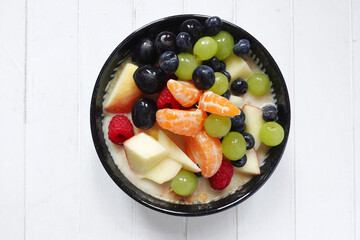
(104, 63, 142, 113)
(224, 53, 252, 81)
(143, 157, 182, 184)
(242, 103, 265, 150)
(158, 130, 201, 173)
(124, 133, 168, 175)
(234, 148, 260, 175)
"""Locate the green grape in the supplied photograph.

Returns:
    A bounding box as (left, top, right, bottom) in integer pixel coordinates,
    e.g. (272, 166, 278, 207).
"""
(221, 132, 246, 160)
(204, 114, 231, 137)
(260, 122, 284, 146)
(247, 73, 270, 96)
(212, 31, 234, 60)
(193, 37, 218, 61)
(208, 72, 229, 95)
(175, 53, 199, 80)
(170, 170, 198, 196)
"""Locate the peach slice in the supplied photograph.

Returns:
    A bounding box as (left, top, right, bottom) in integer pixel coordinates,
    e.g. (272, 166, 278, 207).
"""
(104, 63, 142, 113)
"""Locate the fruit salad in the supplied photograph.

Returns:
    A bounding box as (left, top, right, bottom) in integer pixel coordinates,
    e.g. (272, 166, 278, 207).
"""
(101, 16, 285, 204)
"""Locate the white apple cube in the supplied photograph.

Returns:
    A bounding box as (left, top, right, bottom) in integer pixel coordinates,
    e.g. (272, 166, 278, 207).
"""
(234, 148, 260, 175)
(242, 104, 265, 150)
(124, 133, 168, 174)
(224, 53, 252, 81)
(158, 130, 200, 173)
(229, 95, 245, 109)
(143, 157, 182, 184)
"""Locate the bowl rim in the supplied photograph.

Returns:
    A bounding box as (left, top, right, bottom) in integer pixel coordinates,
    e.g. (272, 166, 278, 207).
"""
(90, 14, 291, 216)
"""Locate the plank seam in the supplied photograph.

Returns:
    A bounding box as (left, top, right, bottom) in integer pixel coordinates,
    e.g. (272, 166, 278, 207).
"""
(77, 0, 81, 239)
(349, 0, 356, 238)
(24, 0, 29, 239)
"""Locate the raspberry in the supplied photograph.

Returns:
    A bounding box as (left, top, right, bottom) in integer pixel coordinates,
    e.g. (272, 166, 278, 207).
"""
(108, 115, 134, 144)
(209, 159, 234, 190)
(157, 87, 181, 109)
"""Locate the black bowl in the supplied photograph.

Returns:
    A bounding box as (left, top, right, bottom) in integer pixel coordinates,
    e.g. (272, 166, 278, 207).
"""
(91, 14, 290, 216)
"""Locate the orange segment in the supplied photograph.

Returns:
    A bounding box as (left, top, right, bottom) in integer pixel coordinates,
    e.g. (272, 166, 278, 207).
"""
(167, 79, 202, 107)
(198, 91, 240, 116)
(185, 130, 223, 178)
(156, 109, 207, 136)
(185, 142, 197, 164)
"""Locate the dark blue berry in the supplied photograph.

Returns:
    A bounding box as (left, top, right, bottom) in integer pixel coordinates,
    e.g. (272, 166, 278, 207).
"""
(230, 78, 248, 96)
(132, 37, 156, 65)
(203, 56, 223, 72)
(230, 109, 246, 133)
(204, 16, 222, 36)
(221, 90, 231, 100)
(176, 32, 192, 53)
(133, 65, 165, 94)
(231, 155, 247, 167)
(262, 105, 278, 121)
(221, 70, 231, 82)
(219, 61, 226, 71)
(195, 171, 203, 178)
(155, 31, 177, 54)
(233, 39, 251, 56)
(180, 19, 204, 43)
(242, 133, 255, 150)
(158, 51, 179, 74)
(192, 65, 215, 90)
(131, 98, 157, 130)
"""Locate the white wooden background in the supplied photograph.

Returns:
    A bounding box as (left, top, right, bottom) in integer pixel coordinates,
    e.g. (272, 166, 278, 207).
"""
(1, 0, 359, 239)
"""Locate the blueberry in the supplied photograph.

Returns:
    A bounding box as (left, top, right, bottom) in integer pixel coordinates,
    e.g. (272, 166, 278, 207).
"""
(192, 65, 215, 90)
(204, 16, 222, 36)
(219, 61, 226, 71)
(133, 65, 165, 94)
(180, 19, 204, 42)
(230, 78, 248, 96)
(194, 171, 203, 178)
(158, 51, 179, 74)
(231, 155, 247, 167)
(131, 98, 157, 130)
(132, 37, 157, 65)
(221, 70, 231, 82)
(262, 105, 278, 122)
(233, 39, 251, 56)
(202, 56, 223, 72)
(230, 109, 246, 133)
(176, 32, 192, 53)
(242, 133, 255, 150)
(155, 31, 177, 54)
(221, 89, 231, 100)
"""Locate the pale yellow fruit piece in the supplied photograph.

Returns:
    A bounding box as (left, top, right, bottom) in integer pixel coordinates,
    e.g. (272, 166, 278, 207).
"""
(229, 95, 245, 109)
(242, 104, 265, 150)
(158, 130, 200, 173)
(124, 133, 168, 174)
(104, 63, 142, 113)
(234, 148, 260, 175)
(224, 53, 252, 81)
(143, 157, 182, 184)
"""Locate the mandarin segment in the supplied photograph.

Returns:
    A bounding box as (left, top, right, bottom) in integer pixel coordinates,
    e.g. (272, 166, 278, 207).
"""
(198, 91, 240, 117)
(156, 108, 207, 136)
(185, 130, 223, 178)
(167, 80, 202, 107)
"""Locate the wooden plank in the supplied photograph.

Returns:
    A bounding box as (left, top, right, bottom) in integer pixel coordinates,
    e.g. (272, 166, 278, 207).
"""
(352, 0, 360, 238)
(78, 0, 134, 239)
(235, 0, 295, 239)
(0, 0, 26, 239)
(294, 0, 354, 239)
(25, 0, 79, 239)
(132, 1, 186, 239)
(183, 2, 238, 239)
